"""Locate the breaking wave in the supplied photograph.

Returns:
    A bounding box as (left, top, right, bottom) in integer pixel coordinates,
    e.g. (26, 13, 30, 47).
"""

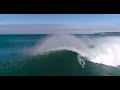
(33, 34, 120, 67)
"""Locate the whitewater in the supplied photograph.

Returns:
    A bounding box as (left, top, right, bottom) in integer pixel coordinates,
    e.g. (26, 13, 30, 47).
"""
(33, 34, 120, 67)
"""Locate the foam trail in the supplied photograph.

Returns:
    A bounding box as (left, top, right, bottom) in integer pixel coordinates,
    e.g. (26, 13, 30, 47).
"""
(34, 34, 120, 67)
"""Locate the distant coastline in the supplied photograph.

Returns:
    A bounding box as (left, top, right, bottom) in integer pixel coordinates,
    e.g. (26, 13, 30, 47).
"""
(94, 32, 120, 35)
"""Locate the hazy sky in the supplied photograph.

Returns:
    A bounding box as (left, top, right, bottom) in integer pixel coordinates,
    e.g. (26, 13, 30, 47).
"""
(0, 14, 120, 34)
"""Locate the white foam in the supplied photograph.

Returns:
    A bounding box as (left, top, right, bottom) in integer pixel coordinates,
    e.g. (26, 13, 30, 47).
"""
(33, 34, 120, 67)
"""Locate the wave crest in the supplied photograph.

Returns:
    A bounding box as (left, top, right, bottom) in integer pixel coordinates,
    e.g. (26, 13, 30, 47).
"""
(33, 34, 120, 67)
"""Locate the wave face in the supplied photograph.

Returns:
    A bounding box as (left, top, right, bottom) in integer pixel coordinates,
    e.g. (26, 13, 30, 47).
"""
(33, 34, 120, 67)
(1, 34, 120, 76)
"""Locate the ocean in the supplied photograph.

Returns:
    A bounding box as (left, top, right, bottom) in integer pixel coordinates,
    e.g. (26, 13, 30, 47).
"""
(0, 33, 120, 76)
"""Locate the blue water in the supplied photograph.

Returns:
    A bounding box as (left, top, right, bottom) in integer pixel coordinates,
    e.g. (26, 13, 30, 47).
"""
(0, 33, 119, 76)
(0, 34, 47, 61)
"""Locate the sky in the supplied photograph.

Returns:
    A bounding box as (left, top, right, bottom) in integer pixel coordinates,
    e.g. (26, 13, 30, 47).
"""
(0, 14, 120, 24)
(0, 14, 120, 34)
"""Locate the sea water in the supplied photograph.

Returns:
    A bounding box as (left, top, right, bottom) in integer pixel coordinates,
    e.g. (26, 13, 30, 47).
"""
(0, 33, 120, 76)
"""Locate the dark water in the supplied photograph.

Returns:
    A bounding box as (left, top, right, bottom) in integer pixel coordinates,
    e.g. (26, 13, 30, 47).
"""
(0, 34, 120, 76)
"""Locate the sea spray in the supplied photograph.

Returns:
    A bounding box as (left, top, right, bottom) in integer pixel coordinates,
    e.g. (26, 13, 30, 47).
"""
(33, 34, 120, 67)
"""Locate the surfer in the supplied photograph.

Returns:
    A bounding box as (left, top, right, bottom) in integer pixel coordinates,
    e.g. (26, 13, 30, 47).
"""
(80, 60, 85, 68)
(78, 54, 85, 68)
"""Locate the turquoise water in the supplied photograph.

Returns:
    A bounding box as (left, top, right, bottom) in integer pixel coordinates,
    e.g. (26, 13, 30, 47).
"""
(0, 34, 120, 76)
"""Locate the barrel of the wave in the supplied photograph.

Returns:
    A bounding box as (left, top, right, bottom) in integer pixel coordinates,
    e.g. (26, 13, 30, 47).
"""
(78, 54, 85, 68)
